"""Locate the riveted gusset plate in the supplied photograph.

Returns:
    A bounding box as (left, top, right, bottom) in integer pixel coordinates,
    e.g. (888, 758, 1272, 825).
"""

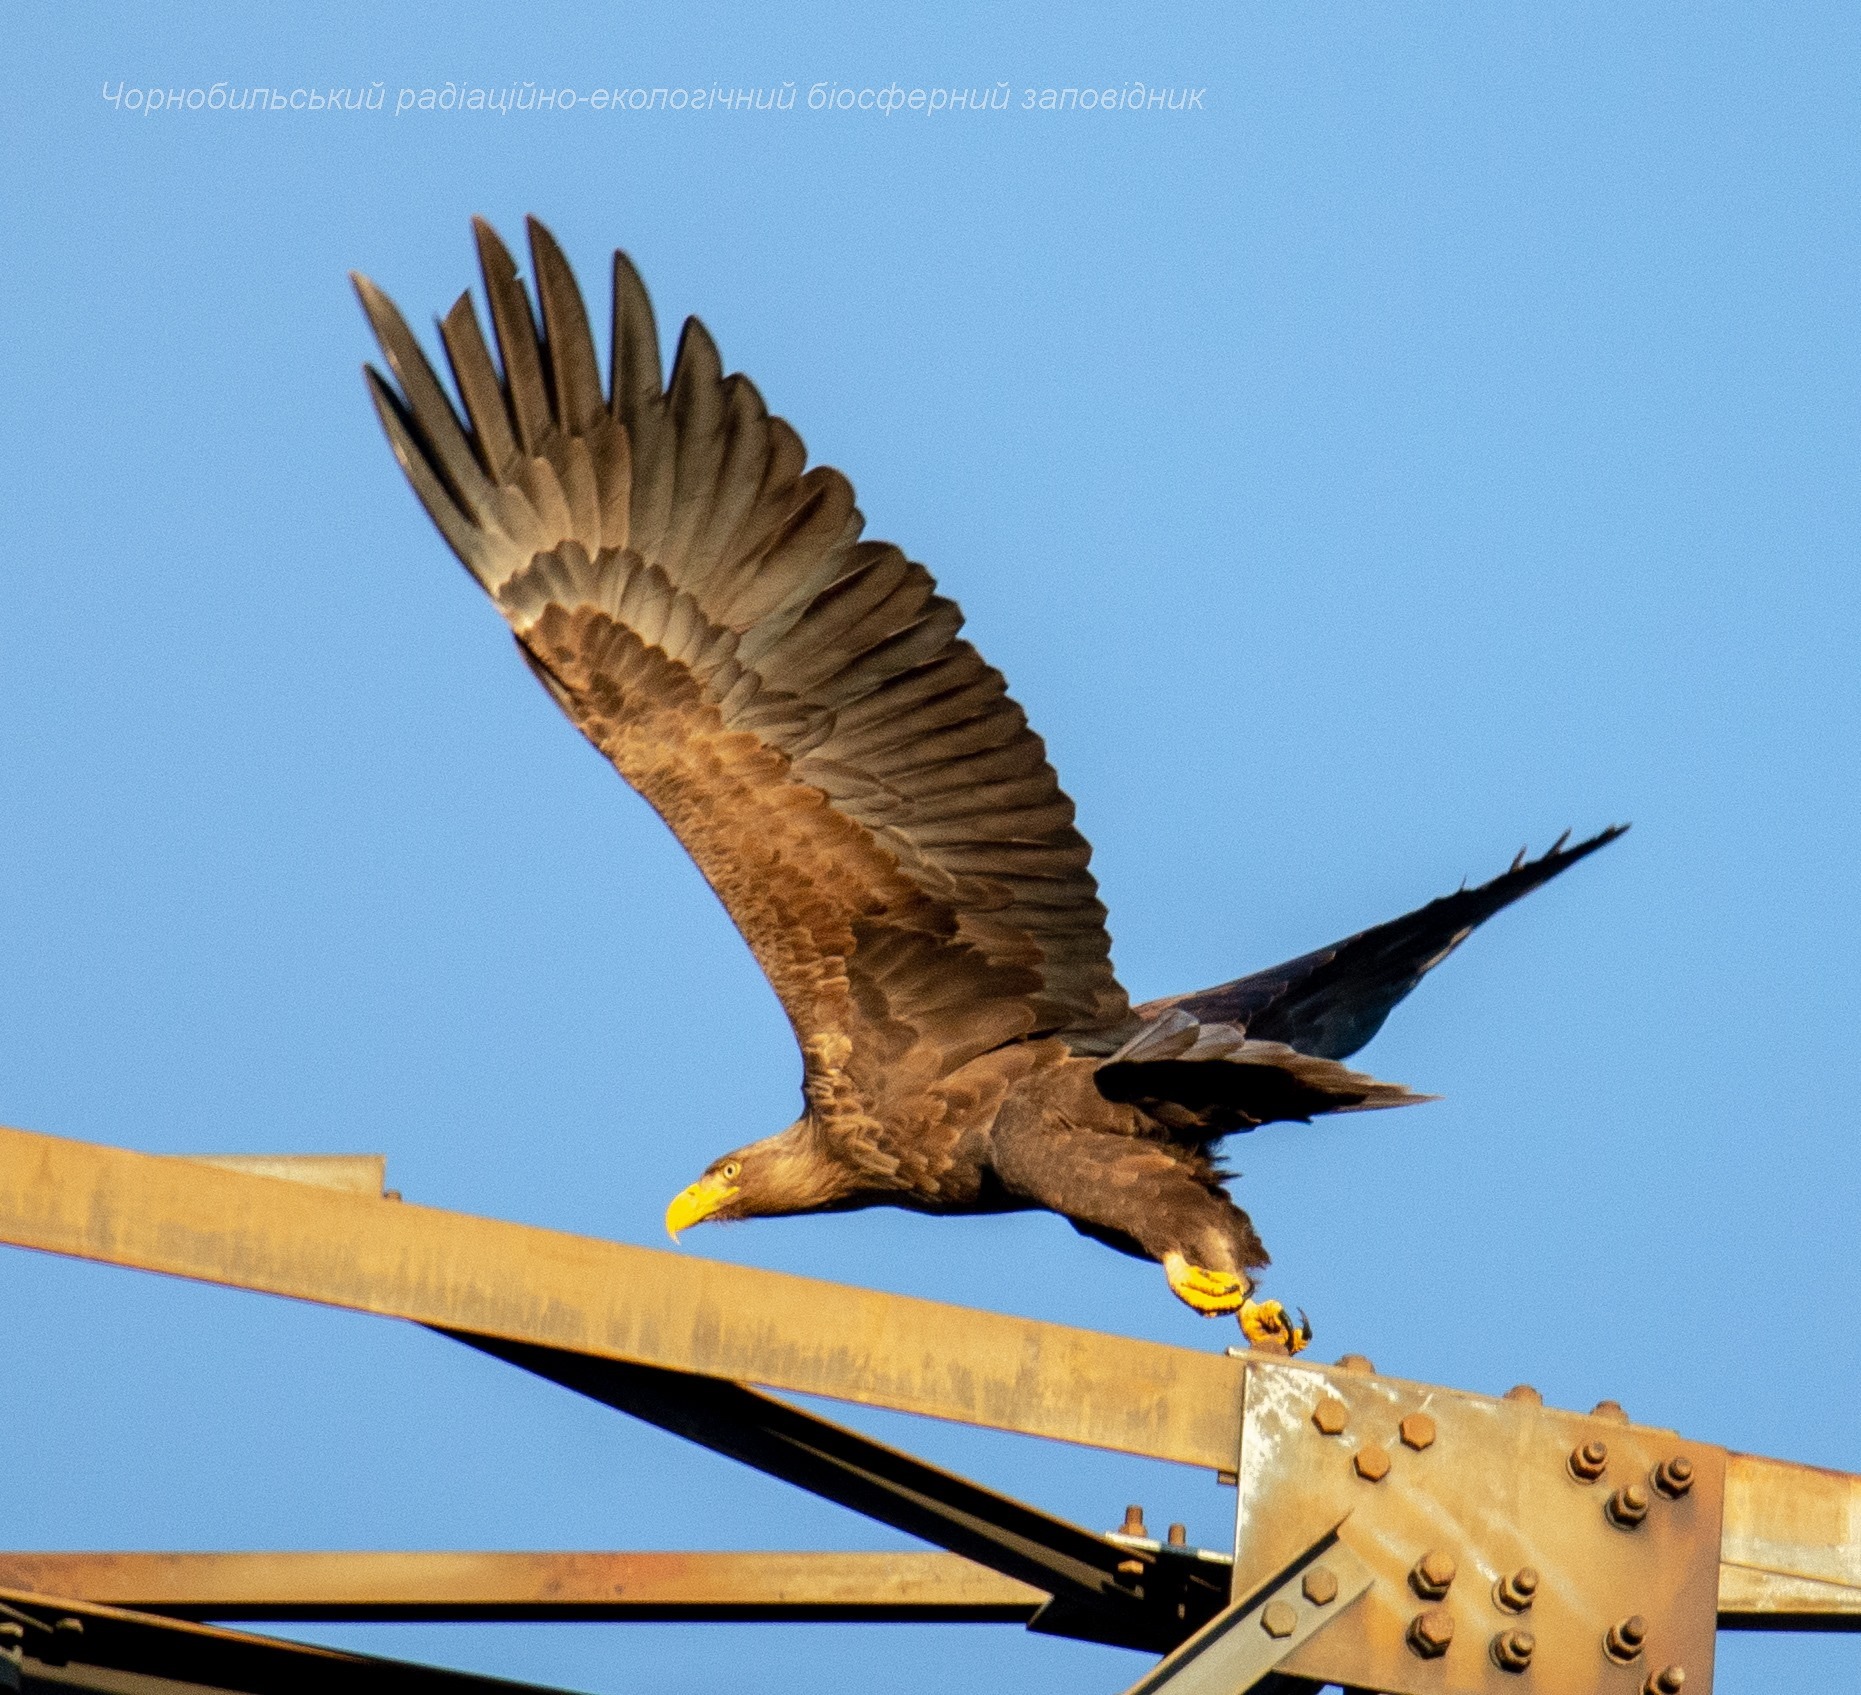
(1233, 1358, 1724, 1695)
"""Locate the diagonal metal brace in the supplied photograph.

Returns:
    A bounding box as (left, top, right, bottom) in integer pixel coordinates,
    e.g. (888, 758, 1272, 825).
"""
(1117, 1529, 1371, 1695)
(448, 1329, 1231, 1652)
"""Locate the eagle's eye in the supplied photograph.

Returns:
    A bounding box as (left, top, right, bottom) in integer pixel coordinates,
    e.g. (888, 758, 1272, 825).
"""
(720, 1160, 741, 1181)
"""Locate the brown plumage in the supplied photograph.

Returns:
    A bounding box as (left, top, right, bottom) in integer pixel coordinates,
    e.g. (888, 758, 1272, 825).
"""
(356, 218, 1623, 1329)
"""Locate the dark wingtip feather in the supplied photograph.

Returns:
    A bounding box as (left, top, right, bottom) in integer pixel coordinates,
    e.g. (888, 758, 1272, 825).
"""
(1142, 822, 1630, 1063)
(471, 217, 552, 455)
(525, 216, 605, 433)
(361, 364, 495, 588)
(609, 249, 665, 422)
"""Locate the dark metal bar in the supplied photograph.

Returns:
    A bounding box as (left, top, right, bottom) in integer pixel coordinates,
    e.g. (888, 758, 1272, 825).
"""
(1114, 1530, 1370, 1695)
(451, 1331, 1232, 1652)
(0, 1590, 581, 1695)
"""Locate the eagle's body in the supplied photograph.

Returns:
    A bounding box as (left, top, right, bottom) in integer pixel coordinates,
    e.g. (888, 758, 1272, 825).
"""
(359, 219, 1619, 1337)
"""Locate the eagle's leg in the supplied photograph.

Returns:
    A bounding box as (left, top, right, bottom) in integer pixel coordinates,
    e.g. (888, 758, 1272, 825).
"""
(988, 1105, 1304, 1348)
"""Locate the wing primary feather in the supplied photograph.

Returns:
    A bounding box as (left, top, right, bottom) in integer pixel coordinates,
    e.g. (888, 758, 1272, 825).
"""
(527, 217, 606, 434)
(609, 250, 664, 426)
(439, 293, 520, 478)
(472, 216, 553, 456)
(363, 368, 497, 587)
(351, 274, 498, 526)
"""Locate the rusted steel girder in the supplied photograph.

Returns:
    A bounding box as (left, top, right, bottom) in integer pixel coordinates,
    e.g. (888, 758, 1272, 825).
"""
(0, 1588, 580, 1694)
(0, 1124, 1240, 1468)
(2, 1125, 1859, 1645)
(1719, 1452, 1861, 1629)
(0, 1552, 1043, 1624)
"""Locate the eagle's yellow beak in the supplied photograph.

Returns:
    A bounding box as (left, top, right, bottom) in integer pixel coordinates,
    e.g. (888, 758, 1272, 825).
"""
(665, 1174, 738, 1242)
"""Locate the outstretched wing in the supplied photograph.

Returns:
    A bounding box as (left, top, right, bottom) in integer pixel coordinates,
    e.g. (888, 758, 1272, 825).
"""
(357, 218, 1129, 1144)
(1136, 827, 1626, 1060)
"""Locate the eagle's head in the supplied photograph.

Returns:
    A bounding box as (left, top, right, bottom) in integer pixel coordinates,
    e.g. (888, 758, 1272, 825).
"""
(664, 1120, 854, 1238)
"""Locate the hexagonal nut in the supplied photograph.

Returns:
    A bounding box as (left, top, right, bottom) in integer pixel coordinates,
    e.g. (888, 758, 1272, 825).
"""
(1259, 1599, 1298, 1640)
(1569, 1438, 1610, 1481)
(1607, 1482, 1651, 1528)
(1654, 1454, 1696, 1498)
(1399, 1412, 1437, 1451)
(1410, 1549, 1457, 1599)
(1312, 1397, 1349, 1436)
(1301, 1566, 1339, 1607)
(1490, 1627, 1535, 1673)
(1407, 1605, 1455, 1658)
(1353, 1442, 1392, 1482)
(1605, 1614, 1648, 1664)
(1493, 1566, 1539, 1613)
(1644, 1666, 1686, 1695)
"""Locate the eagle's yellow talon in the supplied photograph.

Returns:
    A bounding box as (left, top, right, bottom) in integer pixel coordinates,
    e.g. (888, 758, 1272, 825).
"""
(1238, 1298, 1313, 1356)
(1163, 1251, 1251, 1315)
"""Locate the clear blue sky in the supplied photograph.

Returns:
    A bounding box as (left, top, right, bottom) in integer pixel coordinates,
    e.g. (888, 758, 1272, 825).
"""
(3, 4, 1857, 1691)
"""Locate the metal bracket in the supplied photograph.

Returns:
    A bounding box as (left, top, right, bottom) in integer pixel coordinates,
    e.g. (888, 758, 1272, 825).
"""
(1232, 1358, 1724, 1694)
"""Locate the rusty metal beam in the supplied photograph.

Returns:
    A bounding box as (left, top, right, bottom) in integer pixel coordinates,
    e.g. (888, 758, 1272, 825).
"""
(0, 1589, 582, 1693)
(182, 1154, 388, 1197)
(452, 1333, 1231, 1649)
(0, 1125, 1240, 1469)
(0, 1552, 1043, 1625)
(1717, 1452, 1861, 1630)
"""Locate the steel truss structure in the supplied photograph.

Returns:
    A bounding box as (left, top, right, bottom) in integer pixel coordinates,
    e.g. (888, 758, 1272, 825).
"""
(0, 1125, 1855, 1693)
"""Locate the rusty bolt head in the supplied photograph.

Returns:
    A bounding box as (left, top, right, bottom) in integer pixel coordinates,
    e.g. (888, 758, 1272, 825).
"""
(1654, 1454, 1696, 1498)
(1407, 1606, 1455, 1658)
(1605, 1614, 1649, 1664)
(1167, 1522, 1187, 1547)
(1354, 1442, 1392, 1482)
(1410, 1550, 1458, 1599)
(1399, 1412, 1437, 1451)
(1645, 1666, 1686, 1695)
(1493, 1566, 1539, 1612)
(1503, 1383, 1544, 1405)
(1302, 1566, 1339, 1607)
(1592, 1398, 1630, 1423)
(1569, 1438, 1610, 1481)
(1491, 1628, 1536, 1672)
(1260, 1599, 1299, 1640)
(1312, 1398, 1349, 1436)
(1335, 1352, 1376, 1374)
(1119, 1505, 1148, 1537)
(1608, 1482, 1652, 1528)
